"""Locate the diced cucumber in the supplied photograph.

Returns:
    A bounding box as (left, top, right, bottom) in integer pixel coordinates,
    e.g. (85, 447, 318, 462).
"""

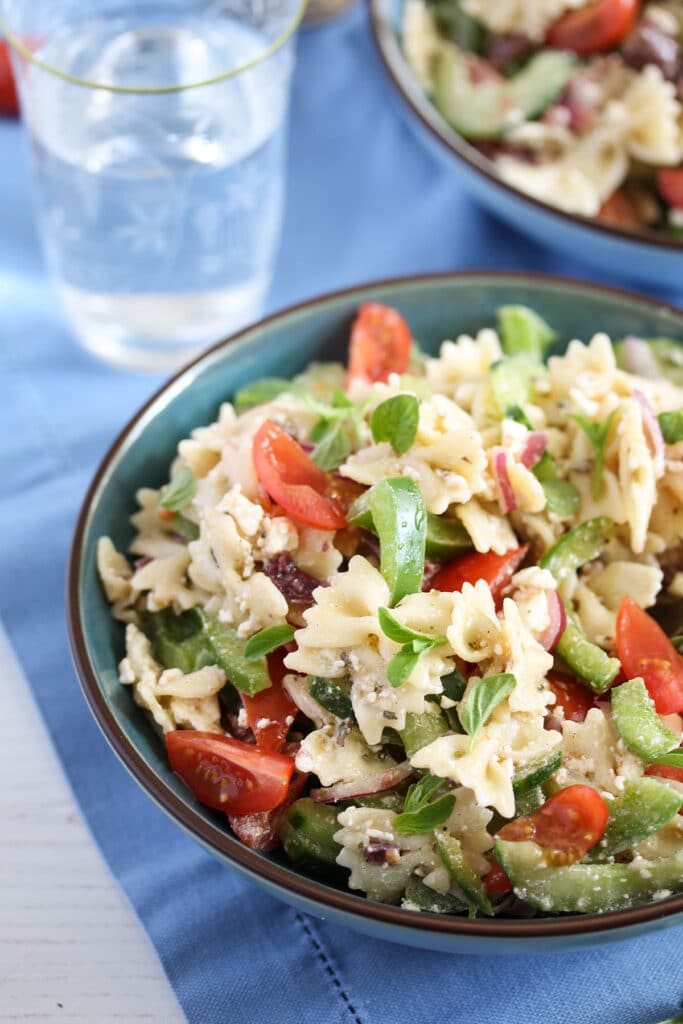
(403, 875, 468, 914)
(489, 354, 542, 415)
(281, 799, 343, 875)
(399, 710, 449, 757)
(611, 677, 680, 761)
(515, 785, 545, 818)
(512, 750, 562, 796)
(435, 833, 494, 916)
(496, 839, 683, 913)
(429, 0, 484, 51)
(658, 409, 683, 444)
(497, 305, 557, 360)
(433, 48, 574, 140)
(347, 790, 407, 811)
(588, 779, 683, 861)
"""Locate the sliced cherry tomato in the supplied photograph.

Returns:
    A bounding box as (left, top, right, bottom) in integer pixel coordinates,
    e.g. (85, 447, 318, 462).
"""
(548, 671, 597, 723)
(241, 650, 298, 753)
(616, 597, 683, 715)
(498, 785, 609, 866)
(0, 41, 19, 118)
(166, 730, 294, 815)
(252, 419, 347, 531)
(597, 188, 642, 230)
(657, 168, 683, 211)
(429, 545, 528, 606)
(645, 739, 683, 813)
(228, 771, 308, 850)
(546, 0, 640, 54)
(347, 303, 412, 386)
(483, 860, 513, 896)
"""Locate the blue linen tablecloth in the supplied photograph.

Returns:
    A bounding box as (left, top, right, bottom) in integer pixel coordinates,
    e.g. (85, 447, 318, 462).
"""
(2, 5, 683, 1022)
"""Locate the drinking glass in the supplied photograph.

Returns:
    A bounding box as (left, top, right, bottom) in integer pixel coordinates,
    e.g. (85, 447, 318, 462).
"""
(1, 0, 305, 370)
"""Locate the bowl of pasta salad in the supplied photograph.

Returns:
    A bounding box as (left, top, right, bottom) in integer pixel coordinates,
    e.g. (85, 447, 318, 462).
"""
(68, 272, 683, 953)
(370, 0, 683, 287)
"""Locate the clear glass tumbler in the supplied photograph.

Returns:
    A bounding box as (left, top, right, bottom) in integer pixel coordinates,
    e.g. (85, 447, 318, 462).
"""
(1, 0, 305, 370)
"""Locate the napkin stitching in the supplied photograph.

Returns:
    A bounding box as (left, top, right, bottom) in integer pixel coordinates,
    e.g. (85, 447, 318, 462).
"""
(294, 912, 364, 1024)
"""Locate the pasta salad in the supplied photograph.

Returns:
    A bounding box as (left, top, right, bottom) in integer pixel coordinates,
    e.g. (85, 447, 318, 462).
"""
(401, 0, 683, 236)
(98, 302, 683, 918)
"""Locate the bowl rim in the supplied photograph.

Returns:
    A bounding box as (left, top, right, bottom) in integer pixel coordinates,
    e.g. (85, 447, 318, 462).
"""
(67, 270, 683, 942)
(368, 0, 683, 255)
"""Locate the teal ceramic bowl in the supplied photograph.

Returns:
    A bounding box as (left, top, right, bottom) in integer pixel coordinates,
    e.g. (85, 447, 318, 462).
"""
(369, 0, 683, 290)
(68, 272, 683, 955)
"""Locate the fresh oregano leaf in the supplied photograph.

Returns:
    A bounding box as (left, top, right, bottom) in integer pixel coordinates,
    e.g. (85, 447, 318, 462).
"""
(378, 607, 446, 647)
(650, 749, 683, 768)
(460, 673, 517, 746)
(370, 394, 419, 455)
(234, 377, 292, 413)
(244, 623, 296, 662)
(572, 410, 617, 500)
(310, 419, 352, 471)
(394, 794, 456, 834)
(309, 677, 354, 720)
(403, 774, 444, 814)
(160, 465, 196, 511)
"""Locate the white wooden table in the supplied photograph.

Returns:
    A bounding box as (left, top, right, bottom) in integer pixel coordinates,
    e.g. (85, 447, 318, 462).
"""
(0, 624, 185, 1023)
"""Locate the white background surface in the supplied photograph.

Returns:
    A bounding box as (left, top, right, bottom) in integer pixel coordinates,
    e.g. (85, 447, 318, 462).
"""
(0, 623, 185, 1022)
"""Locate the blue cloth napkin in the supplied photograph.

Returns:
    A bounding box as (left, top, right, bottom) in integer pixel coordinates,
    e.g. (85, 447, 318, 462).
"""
(2, 6, 683, 1023)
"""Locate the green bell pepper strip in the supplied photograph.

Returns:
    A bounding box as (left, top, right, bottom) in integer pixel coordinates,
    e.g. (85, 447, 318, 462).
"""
(146, 608, 216, 675)
(496, 839, 683, 913)
(403, 875, 468, 914)
(196, 609, 271, 696)
(554, 617, 620, 694)
(281, 799, 343, 876)
(587, 778, 683, 861)
(539, 517, 613, 583)
(497, 305, 557, 360)
(434, 833, 494, 917)
(611, 677, 681, 760)
(399, 711, 449, 757)
(308, 677, 354, 721)
(367, 477, 427, 606)
(348, 490, 472, 560)
(512, 750, 562, 796)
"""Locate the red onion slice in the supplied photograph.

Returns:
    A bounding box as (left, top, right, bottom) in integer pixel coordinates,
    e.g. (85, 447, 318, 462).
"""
(310, 761, 414, 803)
(633, 389, 666, 474)
(539, 590, 567, 652)
(494, 449, 517, 514)
(623, 336, 659, 379)
(520, 432, 547, 469)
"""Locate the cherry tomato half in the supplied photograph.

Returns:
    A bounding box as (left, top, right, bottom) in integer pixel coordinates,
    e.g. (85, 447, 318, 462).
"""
(252, 419, 347, 531)
(597, 188, 642, 230)
(498, 785, 609, 866)
(429, 546, 528, 606)
(166, 731, 295, 815)
(548, 672, 597, 723)
(347, 303, 412, 386)
(616, 597, 683, 715)
(483, 861, 513, 896)
(0, 41, 19, 118)
(546, 0, 641, 55)
(242, 650, 298, 753)
(657, 168, 683, 211)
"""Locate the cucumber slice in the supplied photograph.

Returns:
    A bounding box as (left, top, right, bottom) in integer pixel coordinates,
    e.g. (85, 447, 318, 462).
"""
(588, 778, 683, 861)
(497, 305, 557, 360)
(611, 677, 680, 761)
(515, 785, 545, 818)
(403, 875, 468, 914)
(399, 710, 449, 757)
(512, 750, 562, 796)
(497, 839, 683, 913)
(433, 48, 575, 140)
(435, 833, 494, 916)
(281, 799, 343, 875)
(489, 354, 542, 415)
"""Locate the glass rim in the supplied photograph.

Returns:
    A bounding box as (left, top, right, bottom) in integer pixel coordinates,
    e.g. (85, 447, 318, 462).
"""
(0, 0, 307, 94)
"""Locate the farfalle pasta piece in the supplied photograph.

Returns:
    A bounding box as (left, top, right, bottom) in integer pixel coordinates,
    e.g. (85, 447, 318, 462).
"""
(119, 623, 175, 734)
(295, 726, 394, 787)
(455, 498, 519, 555)
(401, 0, 443, 89)
(340, 395, 487, 514)
(622, 65, 683, 166)
(618, 397, 661, 554)
(560, 707, 643, 796)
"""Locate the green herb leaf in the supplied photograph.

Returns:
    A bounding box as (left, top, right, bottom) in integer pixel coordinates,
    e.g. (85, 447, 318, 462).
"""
(460, 673, 516, 745)
(572, 410, 617, 500)
(394, 794, 456, 834)
(387, 646, 424, 688)
(540, 477, 581, 517)
(234, 377, 292, 413)
(164, 512, 199, 542)
(403, 774, 444, 814)
(243, 623, 296, 663)
(650, 749, 683, 768)
(378, 607, 446, 647)
(370, 394, 420, 455)
(670, 635, 683, 651)
(658, 409, 683, 445)
(160, 465, 196, 511)
(309, 677, 354, 720)
(310, 419, 352, 471)
(440, 667, 467, 704)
